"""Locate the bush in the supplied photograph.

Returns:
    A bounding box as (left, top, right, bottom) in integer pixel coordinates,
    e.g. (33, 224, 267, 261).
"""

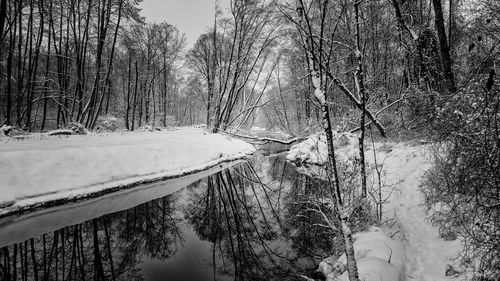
(62, 122, 89, 135)
(422, 79, 500, 280)
(94, 115, 126, 132)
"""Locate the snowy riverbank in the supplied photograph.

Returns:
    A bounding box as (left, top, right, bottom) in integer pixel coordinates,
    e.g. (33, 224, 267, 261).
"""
(287, 134, 463, 281)
(0, 127, 255, 217)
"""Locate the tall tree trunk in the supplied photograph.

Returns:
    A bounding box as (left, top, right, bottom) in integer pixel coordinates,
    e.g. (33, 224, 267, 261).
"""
(131, 61, 139, 131)
(90, 0, 124, 128)
(6, 8, 16, 126)
(295, 1, 360, 280)
(162, 56, 168, 127)
(432, 0, 456, 93)
(24, 0, 35, 130)
(82, 0, 111, 127)
(207, 13, 217, 127)
(354, 1, 367, 198)
(125, 53, 132, 130)
(41, 0, 52, 131)
(316, 76, 360, 281)
(0, 0, 7, 43)
(16, 0, 23, 127)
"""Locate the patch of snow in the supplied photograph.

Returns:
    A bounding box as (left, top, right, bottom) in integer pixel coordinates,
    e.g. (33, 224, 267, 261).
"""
(310, 75, 326, 104)
(311, 75, 321, 89)
(315, 88, 326, 104)
(319, 227, 404, 281)
(250, 126, 266, 131)
(0, 127, 255, 217)
(95, 115, 126, 132)
(286, 131, 359, 167)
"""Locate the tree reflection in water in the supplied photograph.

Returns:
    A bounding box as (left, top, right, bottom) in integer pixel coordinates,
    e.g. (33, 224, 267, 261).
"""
(0, 154, 337, 281)
(0, 197, 183, 281)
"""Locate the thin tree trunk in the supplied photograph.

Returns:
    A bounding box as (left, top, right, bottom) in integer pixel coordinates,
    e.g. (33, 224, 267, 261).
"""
(24, 0, 35, 130)
(6, 7, 16, 125)
(16, 0, 23, 127)
(354, 1, 367, 198)
(131, 61, 139, 131)
(207, 13, 217, 127)
(125, 53, 132, 130)
(295, 1, 360, 280)
(41, 1, 53, 131)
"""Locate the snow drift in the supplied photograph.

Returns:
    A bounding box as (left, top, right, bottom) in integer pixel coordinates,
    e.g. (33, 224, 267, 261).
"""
(286, 131, 359, 166)
(318, 227, 404, 281)
(0, 127, 255, 216)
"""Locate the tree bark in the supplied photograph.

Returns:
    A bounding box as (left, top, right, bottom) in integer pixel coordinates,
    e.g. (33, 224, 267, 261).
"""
(125, 53, 132, 130)
(432, 0, 456, 93)
(0, 0, 7, 43)
(354, 1, 367, 198)
(131, 61, 139, 131)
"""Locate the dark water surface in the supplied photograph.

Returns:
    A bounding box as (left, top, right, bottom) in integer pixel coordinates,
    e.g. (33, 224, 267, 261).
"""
(0, 152, 333, 281)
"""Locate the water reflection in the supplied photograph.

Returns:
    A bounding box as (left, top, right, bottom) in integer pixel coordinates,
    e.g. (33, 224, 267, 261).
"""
(0, 154, 335, 281)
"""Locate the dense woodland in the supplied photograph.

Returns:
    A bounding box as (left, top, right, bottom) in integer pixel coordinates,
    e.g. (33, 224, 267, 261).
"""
(0, 0, 496, 134)
(0, 0, 499, 280)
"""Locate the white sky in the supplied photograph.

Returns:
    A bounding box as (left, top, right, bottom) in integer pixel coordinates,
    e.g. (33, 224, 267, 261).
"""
(139, 0, 231, 48)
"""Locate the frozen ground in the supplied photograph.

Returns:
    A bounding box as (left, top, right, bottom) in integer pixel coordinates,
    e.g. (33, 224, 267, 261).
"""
(0, 127, 255, 217)
(287, 135, 462, 281)
(381, 143, 462, 281)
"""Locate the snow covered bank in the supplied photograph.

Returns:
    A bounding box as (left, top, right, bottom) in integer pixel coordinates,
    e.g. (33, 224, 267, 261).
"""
(286, 131, 359, 179)
(0, 127, 255, 217)
(286, 131, 359, 167)
(318, 227, 404, 281)
(287, 135, 463, 281)
(0, 161, 240, 247)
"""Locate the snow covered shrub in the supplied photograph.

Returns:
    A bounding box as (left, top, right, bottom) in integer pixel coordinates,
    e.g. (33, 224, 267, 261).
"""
(0, 125, 13, 136)
(95, 115, 126, 132)
(153, 114, 179, 128)
(422, 79, 500, 280)
(0, 125, 29, 137)
(62, 122, 89, 135)
(286, 130, 376, 228)
(286, 131, 359, 167)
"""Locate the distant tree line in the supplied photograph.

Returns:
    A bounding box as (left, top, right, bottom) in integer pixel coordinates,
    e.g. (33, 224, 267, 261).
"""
(0, 0, 190, 131)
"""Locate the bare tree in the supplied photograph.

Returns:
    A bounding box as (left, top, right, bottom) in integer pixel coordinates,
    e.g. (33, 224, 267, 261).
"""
(431, 0, 456, 93)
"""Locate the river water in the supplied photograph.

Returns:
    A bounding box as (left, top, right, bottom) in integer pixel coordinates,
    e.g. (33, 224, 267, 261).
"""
(0, 150, 335, 281)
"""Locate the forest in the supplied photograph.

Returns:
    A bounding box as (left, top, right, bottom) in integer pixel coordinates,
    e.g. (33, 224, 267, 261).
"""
(0, 0, 499, 280)
(0, 0, 496, 134)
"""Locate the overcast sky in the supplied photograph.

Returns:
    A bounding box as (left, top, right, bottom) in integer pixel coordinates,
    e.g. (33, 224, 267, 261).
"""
(139, 0, 230, 48)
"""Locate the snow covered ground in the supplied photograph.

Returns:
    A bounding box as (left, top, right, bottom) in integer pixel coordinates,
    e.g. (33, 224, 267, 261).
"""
(381, 143, 462, 281)
(0, 127, 255, 217)
(287, 135, 463, 281)
(286, 131, 359, 167)
(318, 227, 405, 281)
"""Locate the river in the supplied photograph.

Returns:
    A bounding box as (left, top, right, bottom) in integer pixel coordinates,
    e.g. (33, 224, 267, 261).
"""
(0, 148, 335, 281)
